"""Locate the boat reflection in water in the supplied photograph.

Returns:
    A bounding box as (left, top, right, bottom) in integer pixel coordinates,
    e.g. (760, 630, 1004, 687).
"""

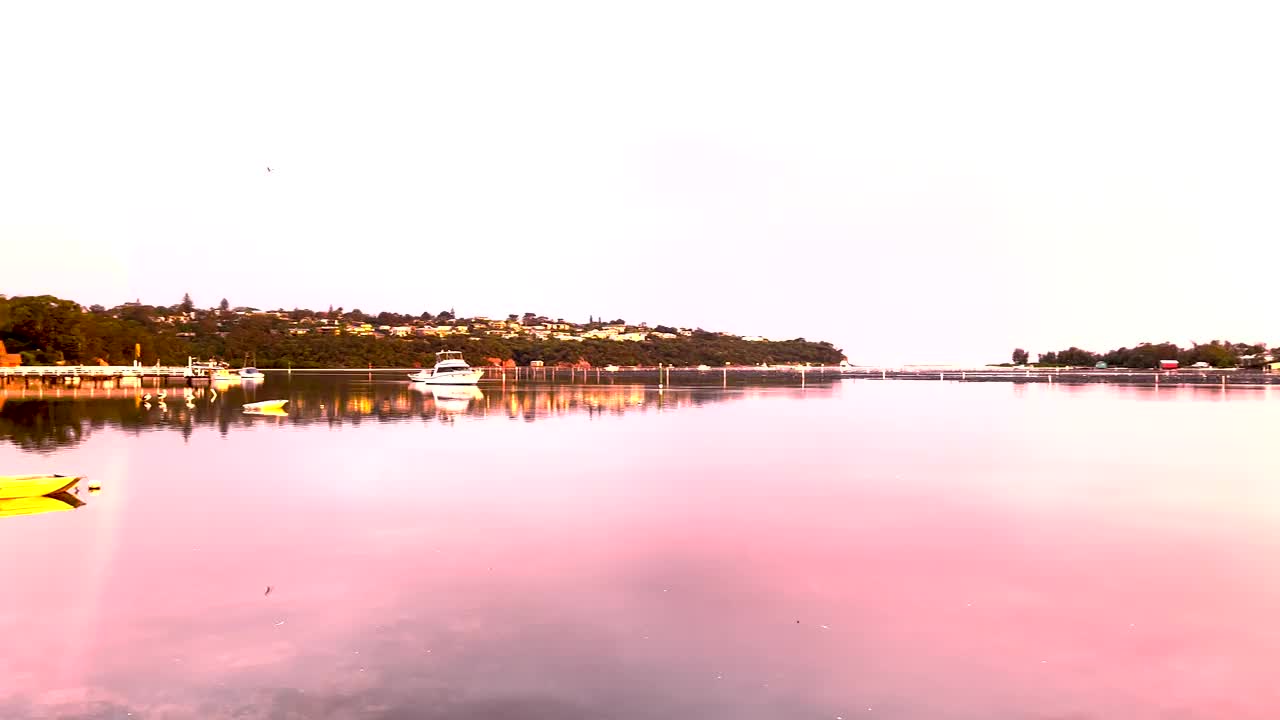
(0, 491, 85, 519)
(424, 384, 484, 413)
(0, 372, 839, 453)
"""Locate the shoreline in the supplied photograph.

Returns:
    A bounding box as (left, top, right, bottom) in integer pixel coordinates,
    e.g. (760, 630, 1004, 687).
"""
(841, 367, 1280, 387)
(6, 364, 1280, 388)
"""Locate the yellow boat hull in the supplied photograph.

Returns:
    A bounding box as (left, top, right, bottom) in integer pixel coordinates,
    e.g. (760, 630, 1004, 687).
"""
(243, 399, 288, 411)
(0, 492, 84, 518)
(0, 474, 83, 499)
(244, 406, 288, 417)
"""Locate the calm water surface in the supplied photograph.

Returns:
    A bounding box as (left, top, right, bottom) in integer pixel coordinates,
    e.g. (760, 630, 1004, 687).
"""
(2, 375, 1279, 719)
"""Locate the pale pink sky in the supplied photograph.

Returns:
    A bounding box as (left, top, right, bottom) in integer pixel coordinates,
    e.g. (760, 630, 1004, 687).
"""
(2, 2, 1278, 364)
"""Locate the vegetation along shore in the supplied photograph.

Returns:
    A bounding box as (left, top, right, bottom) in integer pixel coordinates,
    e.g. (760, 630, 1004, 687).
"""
(0, 294, 846, 369)
(1008, 341, 1279, 370)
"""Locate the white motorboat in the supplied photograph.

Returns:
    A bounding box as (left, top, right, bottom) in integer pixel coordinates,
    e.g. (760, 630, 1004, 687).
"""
(408, 351, 484, 385)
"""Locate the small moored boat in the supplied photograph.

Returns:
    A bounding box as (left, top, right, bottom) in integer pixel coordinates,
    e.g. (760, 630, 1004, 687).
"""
(408, 351, 484, 385)
(0, 474, 84, 500)
(211, 367, 241, 384)
(243, 399, 288, 411)
(239, 354, 265, 380)
(243, 406, 288, 417)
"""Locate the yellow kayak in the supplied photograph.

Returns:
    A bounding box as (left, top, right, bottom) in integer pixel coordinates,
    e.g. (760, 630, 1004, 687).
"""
(0, 474, 84, 499)
(0, 492, 85, 518)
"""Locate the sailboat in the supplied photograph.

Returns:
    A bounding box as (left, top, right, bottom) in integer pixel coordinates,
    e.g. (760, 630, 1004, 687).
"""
(239, 353, 265, 380)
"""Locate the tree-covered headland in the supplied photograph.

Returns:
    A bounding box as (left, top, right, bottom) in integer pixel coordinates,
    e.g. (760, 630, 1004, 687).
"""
(0, 294, 847, 369)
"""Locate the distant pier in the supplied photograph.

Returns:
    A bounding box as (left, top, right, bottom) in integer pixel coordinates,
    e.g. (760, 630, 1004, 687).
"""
(6, 363, 1280, 389)
(1, 365, 189, 379)
(0, 361, 229, 386)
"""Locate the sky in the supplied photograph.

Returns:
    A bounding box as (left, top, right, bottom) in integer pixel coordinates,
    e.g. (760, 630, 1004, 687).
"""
(2, 2, 1279, 365)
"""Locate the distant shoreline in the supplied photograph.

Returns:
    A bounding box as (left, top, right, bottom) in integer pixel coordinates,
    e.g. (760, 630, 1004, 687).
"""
(841, 367, 1280, 387)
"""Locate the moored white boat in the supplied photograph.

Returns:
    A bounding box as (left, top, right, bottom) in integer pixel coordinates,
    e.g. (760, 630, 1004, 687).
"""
(238, 354, 265, 380)
(408, 351, 484, 385)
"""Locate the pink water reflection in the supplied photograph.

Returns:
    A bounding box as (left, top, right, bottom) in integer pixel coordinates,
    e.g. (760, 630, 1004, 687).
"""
(3, 380, 1280, 718)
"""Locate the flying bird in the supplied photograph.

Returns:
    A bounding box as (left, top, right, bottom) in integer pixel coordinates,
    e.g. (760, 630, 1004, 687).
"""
(265, 585, 273, 596)
(266, 167, 274, 173)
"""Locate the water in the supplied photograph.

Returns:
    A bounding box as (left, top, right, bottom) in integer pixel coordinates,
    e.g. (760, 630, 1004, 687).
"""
(3, 375, 1280, 719)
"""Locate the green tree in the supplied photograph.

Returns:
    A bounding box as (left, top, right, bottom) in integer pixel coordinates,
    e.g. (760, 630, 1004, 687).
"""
(1011, 348, 1029, 365)
(1, 292, 850, 369)
(219, 298, 229, 311)
(180, 293, 194, 314)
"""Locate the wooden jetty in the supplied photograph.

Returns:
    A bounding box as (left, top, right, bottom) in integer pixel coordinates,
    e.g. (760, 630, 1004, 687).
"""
(0, 358, 232, 384)
(1, 365, 188, 379)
